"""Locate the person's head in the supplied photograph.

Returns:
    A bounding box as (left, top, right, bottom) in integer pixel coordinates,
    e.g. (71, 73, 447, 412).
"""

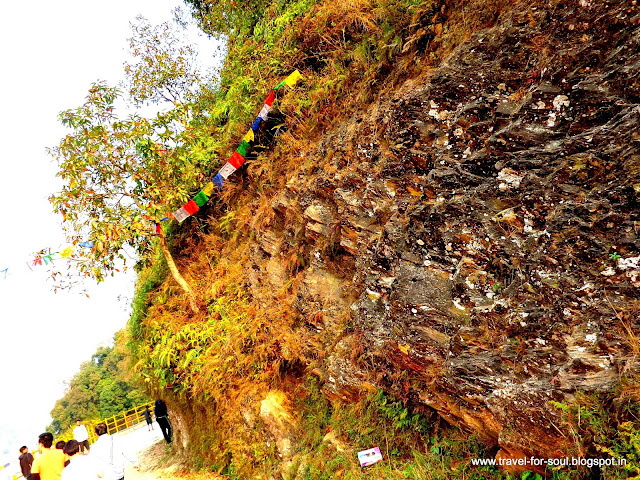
(75, 420, 82, 426)
(94, 423, 108, 436)
(55, 440, 66, 450)
(38, 432, 54, 450)
(63, 440, 79, 457)
(19, 446, 28, 454)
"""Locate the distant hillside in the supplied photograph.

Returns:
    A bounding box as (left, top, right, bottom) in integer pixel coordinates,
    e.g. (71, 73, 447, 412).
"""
(48, 331, 148, 436)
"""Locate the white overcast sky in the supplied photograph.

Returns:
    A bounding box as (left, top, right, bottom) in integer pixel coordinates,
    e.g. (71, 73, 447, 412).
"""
(0, 0, 222, 465)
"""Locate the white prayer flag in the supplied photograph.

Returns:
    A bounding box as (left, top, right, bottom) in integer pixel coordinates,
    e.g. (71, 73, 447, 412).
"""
(258, 104, 271, 120)
(219, 162, 237, 179)
(173, 207, 190, 223)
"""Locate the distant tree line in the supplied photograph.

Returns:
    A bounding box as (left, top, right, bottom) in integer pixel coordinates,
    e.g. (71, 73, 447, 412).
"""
(48, 331, 148, 435)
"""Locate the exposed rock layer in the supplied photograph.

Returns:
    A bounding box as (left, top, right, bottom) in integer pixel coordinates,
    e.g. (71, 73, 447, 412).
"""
(250, 0, 640, 467)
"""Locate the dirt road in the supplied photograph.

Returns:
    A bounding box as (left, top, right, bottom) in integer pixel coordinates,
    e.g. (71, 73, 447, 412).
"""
(119, 424, 222, 480)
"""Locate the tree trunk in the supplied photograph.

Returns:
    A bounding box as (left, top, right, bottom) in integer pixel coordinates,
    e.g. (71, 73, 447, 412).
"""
(156, 228, 200, 314)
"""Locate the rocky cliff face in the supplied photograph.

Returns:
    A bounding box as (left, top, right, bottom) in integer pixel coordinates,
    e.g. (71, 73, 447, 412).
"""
(248, 0, 640, 468)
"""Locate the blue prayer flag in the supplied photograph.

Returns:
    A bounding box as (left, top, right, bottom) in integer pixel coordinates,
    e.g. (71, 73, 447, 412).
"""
(213, 173, 224, 189)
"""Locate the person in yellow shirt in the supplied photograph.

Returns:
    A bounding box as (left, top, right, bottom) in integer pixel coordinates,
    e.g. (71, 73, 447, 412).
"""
(30, 432, 66, 480)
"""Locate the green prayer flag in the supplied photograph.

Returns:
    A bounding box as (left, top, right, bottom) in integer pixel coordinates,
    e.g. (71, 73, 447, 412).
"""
(275, 80, 287, 89)
(193, 190, 210, 207)
(236, 140, 250, 157)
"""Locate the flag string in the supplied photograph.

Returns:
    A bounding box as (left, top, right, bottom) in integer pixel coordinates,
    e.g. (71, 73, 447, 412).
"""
(155, 70, 304, 230)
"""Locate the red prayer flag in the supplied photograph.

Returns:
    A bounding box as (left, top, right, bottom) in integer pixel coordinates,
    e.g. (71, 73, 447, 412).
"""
(265, 90, 276, 107)
(184, 199, 199, 215)
(155, 223, 162, 234)
(229, 151, 245, 169)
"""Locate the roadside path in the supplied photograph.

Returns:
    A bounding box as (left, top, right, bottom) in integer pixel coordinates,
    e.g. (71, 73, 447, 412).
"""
(118, 424, 223, 480)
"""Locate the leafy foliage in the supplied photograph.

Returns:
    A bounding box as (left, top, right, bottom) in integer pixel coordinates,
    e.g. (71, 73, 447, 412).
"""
(132, 272, 299, 397)
(291, 377, 508, 480)
(183, 0, 271, 37)
(550, 389, 640, 478)
(49, 82, 207, 282)
(124, 16, 202, 106)
(48, 12, 220, 288)
(373, 389, 430, 433)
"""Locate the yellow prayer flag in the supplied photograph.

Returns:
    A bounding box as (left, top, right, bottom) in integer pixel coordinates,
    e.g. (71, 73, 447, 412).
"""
(242, 129, 255, 143)
(284, 70, 303, 88)
(202, 182, 215, 197)
(60, 246, 74, 258)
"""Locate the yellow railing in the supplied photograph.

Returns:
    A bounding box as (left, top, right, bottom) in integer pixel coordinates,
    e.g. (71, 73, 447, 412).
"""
(101, 401, 154, 436)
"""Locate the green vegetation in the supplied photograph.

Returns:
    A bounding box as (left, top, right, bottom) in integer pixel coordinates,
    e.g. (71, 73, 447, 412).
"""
(48, 331, 148, 436)
(49, 17, 207, 311)
(289, 378, 506, 480)
(550, 387, 640, 479)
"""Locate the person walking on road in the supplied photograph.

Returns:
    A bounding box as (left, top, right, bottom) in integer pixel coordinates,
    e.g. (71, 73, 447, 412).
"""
(73, 420, 90, 454)
(19, 446, 34, 479)
(154, 399, 172, 444)
(143, 406, 154, 431)
(91, 423, 139, 480)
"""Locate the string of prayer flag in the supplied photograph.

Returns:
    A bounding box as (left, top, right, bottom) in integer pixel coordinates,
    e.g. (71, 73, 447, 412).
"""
(1, 240, 97, 279)
(218, 162, 236, 179)
(163, 70, 304, 227)
(6, 72, 306, 273)
(183, 200, 199, 216)
(228, 151, 245, 169)
(173, 206, 190, 223)
(236, 140, 250, 157)
(193, 190, 209, 207)
(243, 130, 255, 143)
(213, 173, 224, 189)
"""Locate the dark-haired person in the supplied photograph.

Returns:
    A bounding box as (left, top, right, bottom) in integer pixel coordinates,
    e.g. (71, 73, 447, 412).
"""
(61, 440, 99, 480)
(73, 420, 90, 454)
(19, 446, 34, 479)
(30, 432, 65, 480)
(154, 399, 172, 443)
(91, 423, 139, 480)
(54, 441, 70, 467)
(143, 406, 154, 431)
